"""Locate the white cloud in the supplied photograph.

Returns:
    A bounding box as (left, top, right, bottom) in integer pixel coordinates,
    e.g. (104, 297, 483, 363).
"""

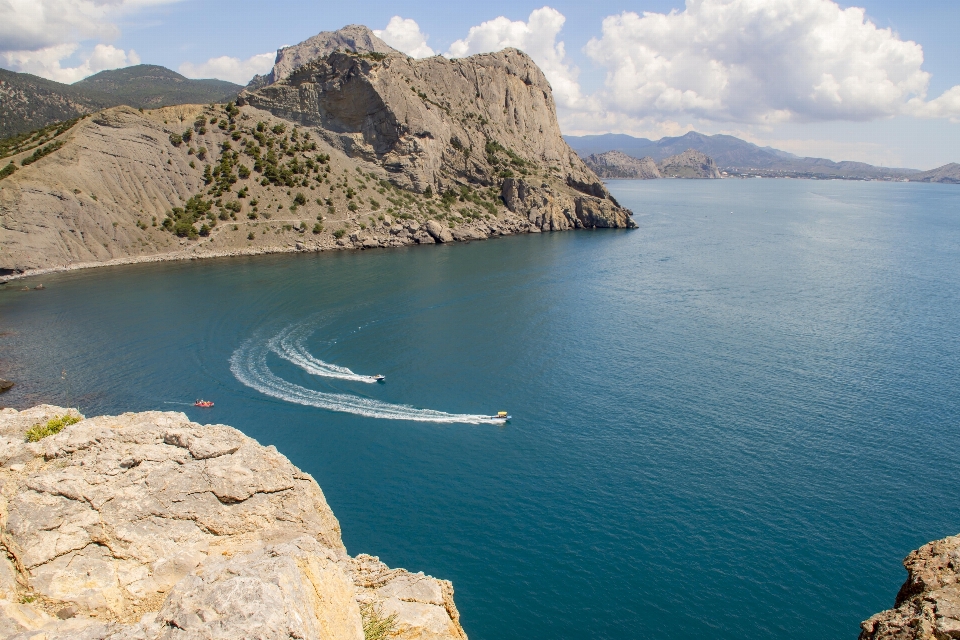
(179, 52, 275, 85)
(0, 0, 178, 81)
(2, 43, 140, 83)
(374, 17, 434, 58)
(445, 7, 586, 110)
(582, 0, 959, 124)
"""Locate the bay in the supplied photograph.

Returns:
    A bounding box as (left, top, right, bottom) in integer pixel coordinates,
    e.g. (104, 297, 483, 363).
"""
(2, 179, 959, 638)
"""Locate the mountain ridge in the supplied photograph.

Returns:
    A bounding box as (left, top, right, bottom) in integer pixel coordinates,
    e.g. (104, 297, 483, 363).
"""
(0, 65, 242, 138)
(565, 131, 924, 180)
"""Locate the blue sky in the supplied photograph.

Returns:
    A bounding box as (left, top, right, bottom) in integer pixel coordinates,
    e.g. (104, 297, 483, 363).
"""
(2, 1, 958, 169)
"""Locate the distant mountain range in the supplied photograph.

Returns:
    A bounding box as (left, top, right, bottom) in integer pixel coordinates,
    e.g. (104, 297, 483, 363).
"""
(0, 65, 241, 138)
(565, 131, 922, 180)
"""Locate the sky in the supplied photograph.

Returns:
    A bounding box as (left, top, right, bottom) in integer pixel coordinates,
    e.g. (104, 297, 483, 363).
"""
(1, 0, 958, 170)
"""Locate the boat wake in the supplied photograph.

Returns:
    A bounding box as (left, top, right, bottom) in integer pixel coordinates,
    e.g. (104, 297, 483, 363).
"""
(271, 323, 378, 383)
(230, 328, 501, 424)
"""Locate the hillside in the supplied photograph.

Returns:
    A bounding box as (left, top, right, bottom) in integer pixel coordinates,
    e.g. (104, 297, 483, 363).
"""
(908, 162, 960, 183)
(566, 131, 920, 180)
(75, 65, 241, 108)
(0, 66, 241, 138)
(0, 68, 112, 138)
(0, 26, 632, 276)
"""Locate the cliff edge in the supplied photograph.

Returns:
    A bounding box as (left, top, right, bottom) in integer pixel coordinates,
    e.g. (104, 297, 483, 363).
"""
(0, 405, 467, 640)
(860, 534, 960, 639)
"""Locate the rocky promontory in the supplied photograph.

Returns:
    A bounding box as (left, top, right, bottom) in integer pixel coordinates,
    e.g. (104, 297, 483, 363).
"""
(0, 25, 633, 278)
(0, 405, 467, 639)
(860, 534, 960, 639)
(584, 148, 720, 179)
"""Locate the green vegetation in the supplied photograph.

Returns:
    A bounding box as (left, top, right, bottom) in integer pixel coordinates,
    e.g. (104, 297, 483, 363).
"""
(312, 222, 323, 234)
(293, 192, 307, 206)
(360, 602, 397, 640)
(0, 162, 16, 180)
(21, 140, 65, 166)
(25, 415, 81, 442)
(169, 133, 183, 146)
(333, 228, 346, 239)
(0, 116, 84, 160)
(162, 194, 214, 238)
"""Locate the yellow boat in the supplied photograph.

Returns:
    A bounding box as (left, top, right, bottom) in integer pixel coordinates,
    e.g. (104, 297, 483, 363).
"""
(489, 411, 511, 422)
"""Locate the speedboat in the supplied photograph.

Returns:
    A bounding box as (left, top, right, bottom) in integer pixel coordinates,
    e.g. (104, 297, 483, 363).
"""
(194, 400, 214, 408)
(371, 375, 385, 382)
(489, 411, 511, 422)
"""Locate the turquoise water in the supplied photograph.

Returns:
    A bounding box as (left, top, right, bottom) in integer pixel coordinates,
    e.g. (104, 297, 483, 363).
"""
(2, 179, 960, 638)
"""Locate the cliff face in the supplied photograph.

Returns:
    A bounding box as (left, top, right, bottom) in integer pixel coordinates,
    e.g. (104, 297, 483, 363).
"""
(657, 150, 721, 179)
(240, 33, 633, 230)
(860, 534, 960, 640)
(583, 148, 720, 180)
(0, 25, 633, 277)
(0, 405, 467, 640)
(584, 151, 661, 179)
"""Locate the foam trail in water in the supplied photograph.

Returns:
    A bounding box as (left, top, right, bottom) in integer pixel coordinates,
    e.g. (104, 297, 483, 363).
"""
(230, 336, 500, 424)
(271, 323, 377, 383)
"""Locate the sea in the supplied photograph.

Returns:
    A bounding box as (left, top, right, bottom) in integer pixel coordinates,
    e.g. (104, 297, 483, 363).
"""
(2, 178, 959, 639)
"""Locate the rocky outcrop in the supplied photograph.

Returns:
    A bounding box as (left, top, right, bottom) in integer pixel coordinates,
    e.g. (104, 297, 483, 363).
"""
(0, 405, 466, 640)
(584, 151, 661, 179)
(860, 534, 960, 639)
(1, 25, 634, 277)
(264, 25, 397, 87)
(240, 28, 633, 230)
(658, 149, 721, 179)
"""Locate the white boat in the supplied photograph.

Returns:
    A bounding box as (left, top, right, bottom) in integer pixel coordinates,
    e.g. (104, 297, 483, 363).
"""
(371, 375, 385, 382)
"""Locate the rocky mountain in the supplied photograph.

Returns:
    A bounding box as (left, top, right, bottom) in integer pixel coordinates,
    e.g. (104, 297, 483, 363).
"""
(585, 149, 720, 179)
(566, 131, 921, 180)
(0, 25, 632, 276)
(0, 66, 241, 138)
(240, 27, 630, 232)
(908, 162, 960, 183)
(0, 404, 467, 639)
(584, 151, 660, 179)
(264, 24, 397, 87)
(860, 533, 960, 639)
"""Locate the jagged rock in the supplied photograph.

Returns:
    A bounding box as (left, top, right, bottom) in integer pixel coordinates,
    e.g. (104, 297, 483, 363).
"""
(0, 405, 466, 640)
(265, 25, 396, 86)
(240, 29, 634, 228)
(658, 149, 721, 179)
(584, 151, 661, 179)
(860, 534, 960, 639)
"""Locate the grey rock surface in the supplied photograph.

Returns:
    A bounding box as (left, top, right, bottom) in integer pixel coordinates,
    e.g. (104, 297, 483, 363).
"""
(0, 405, 467, 640)
(584, 151, 661, 179)
(657, 149, 722, 179)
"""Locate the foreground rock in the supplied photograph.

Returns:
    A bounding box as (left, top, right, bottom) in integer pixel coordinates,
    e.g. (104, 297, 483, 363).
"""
(0, 405, 466, 640)
(860, 534, 960, 639)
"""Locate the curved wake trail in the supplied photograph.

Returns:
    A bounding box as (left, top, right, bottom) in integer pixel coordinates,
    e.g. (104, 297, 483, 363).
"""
(230, 336, 499, 424)
(271, 324, 377, 383)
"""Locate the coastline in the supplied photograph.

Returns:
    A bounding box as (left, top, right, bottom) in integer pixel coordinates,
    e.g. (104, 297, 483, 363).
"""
(0, 214, 631, 283)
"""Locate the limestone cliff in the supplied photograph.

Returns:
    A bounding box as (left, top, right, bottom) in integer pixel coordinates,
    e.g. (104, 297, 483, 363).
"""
(239, 28, 632, 232)
(0, 25, 633, 277)
(860, 534, 960, 639)
(0, 405, 467, 640)
(584, 151, 661, 179)
(658, 150, 721, 179)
